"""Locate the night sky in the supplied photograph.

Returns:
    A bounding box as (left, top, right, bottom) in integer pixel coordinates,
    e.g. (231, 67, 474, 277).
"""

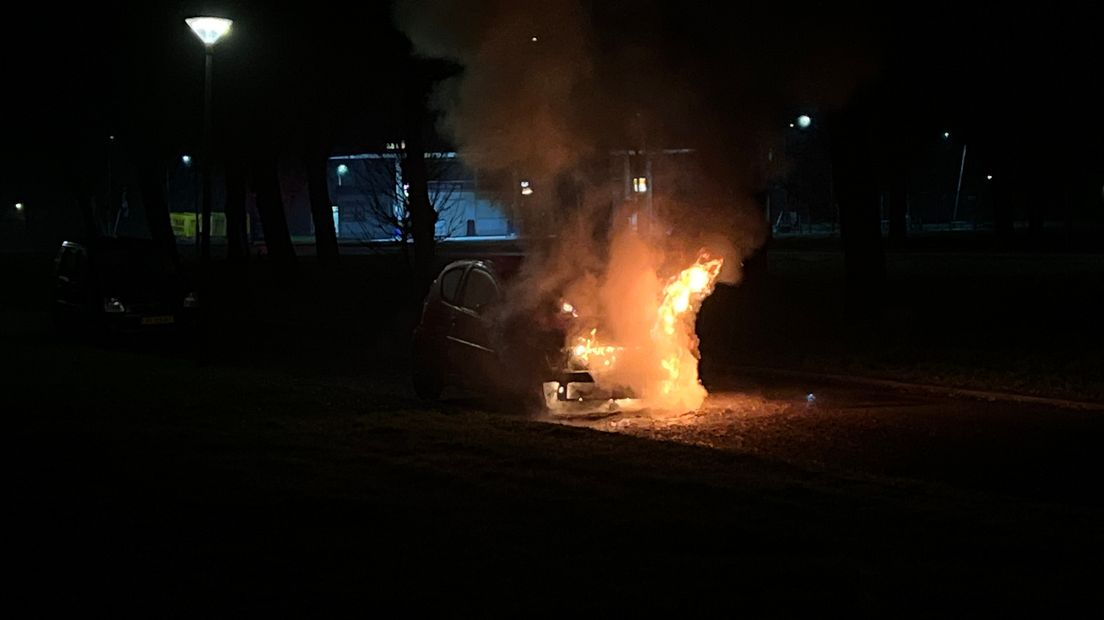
(4, 2, 1102, 209)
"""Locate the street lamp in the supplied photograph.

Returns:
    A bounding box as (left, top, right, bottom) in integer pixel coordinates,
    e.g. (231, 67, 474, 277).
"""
(181, 155, 193, 166)
(186, 17, 232, 45)
(795, 114, 812, 129)
(185, 16, 233, 262)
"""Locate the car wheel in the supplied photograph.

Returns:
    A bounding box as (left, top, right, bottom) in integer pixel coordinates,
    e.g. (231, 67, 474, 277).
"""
(528, 383, 553, 415)
(411, 344, 444, 400)
(412, 365, 443, 400)
(51, 305, 76, 338)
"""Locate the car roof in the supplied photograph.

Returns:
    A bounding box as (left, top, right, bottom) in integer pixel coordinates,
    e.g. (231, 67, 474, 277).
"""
(61, 238, 165, 252)
(440, 256, 522, 282)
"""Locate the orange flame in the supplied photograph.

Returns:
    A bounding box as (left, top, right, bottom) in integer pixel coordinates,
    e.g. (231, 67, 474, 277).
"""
(565, 250, 724, 412)
(569, 328, 620, 373)
(650, 252, 724, 409)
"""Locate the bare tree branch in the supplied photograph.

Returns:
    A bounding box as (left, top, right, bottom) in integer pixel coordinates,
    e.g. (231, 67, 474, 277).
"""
(343, 151, 472, 250)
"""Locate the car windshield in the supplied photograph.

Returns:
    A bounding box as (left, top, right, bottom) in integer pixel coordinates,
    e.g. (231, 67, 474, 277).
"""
(94, 241, 177, 292)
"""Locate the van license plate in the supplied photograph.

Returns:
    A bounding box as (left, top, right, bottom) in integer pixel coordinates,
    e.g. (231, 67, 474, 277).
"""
(141, 315, 175, 325)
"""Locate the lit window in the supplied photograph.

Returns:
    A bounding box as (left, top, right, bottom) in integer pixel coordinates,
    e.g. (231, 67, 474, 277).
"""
(633, 177, 648, 193)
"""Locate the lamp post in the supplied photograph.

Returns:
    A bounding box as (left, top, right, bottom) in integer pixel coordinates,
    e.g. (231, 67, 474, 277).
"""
(941, 131, 968, 230)
(185, 16, 232, 262)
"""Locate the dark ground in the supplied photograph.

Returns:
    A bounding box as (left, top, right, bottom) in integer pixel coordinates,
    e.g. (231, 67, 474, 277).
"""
(4, 248, 1104, 614)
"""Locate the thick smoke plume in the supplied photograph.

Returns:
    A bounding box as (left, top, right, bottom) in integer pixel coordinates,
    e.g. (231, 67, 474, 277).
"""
(396, 0, 873, 410)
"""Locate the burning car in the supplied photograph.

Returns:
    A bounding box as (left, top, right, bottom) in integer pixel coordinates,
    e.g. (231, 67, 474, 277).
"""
(411, 259, 599, 411)
(411, 248, 725, 415)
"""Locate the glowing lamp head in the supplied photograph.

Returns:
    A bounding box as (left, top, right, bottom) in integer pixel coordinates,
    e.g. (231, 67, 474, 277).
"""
(186, 17, 233, 46)
(336, 164, 349, 176)
(181, 155, 192, 166)
(796, 115, 812, 129)
(14, 202, 24, 212)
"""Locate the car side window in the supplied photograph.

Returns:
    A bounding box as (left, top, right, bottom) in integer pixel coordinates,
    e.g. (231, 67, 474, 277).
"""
(57, 250, 76, 277)
(74, 249, 88, 278)
(460, 269, 498, 313)
(439, 267, 465, 305)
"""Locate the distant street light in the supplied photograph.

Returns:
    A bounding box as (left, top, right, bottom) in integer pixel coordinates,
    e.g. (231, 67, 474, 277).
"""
(943, 131, 951, 139)
(181, 155, 193, 166)
(986, 174, 993, 180)
(14, 202, 24, 212)
(795, 114, 812, 129)
(185, 15, 233, 262)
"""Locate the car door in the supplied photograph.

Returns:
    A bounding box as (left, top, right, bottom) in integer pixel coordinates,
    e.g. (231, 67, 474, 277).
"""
(55, 244, 91, 312)
(447, 266, 501, 386)
(418, 264, 468, 377)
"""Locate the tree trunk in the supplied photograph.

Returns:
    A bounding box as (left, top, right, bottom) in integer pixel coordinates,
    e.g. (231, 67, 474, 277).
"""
(225, 156, 249, 263)
(138, 156, 178, 263)
(1027, 157, 1053, 248)
(993, 176, 1015, 242)
(77, 194, 99, 242)
(252, 152, 296, 263)
(306, 152, 339, 262)
(886, 166, 908, 247)
(830, 88, 885, 315)
(403, 107, 437, 289)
